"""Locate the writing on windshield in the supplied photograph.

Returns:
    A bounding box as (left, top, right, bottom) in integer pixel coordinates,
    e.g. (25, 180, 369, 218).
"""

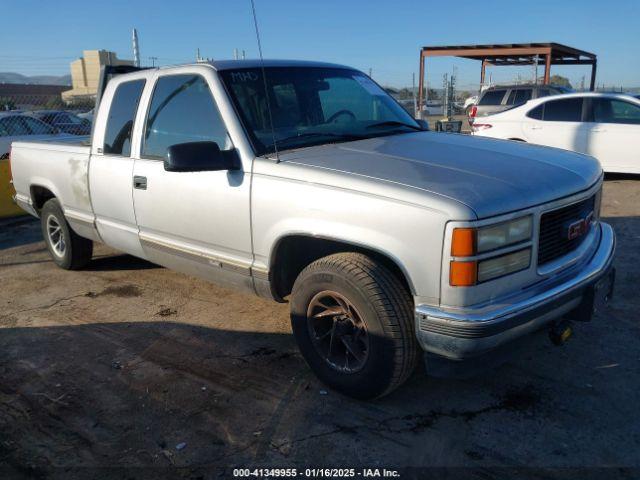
(220, 67, 419, 154)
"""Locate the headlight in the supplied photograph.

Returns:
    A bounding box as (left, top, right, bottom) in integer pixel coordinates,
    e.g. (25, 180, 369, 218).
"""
(451, 216, 533, 256)
(477, 249, 531, 283)
(449, 216, 534, 286)
(477, 216, 532, 252)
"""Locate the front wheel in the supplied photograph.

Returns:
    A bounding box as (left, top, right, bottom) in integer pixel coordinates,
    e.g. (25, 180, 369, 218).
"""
(290, 253, 418, 399)
(41, 198, 93, 270)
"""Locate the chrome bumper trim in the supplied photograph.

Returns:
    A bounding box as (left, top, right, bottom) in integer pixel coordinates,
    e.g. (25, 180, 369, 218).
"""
(415, 222, 615, 358)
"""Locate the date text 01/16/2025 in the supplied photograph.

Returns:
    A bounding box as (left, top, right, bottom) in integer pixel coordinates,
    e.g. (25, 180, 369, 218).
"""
(232, 468, 401, 478)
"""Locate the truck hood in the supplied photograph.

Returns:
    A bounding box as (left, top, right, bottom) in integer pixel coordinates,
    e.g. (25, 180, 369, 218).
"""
(279, 132, 602, 218)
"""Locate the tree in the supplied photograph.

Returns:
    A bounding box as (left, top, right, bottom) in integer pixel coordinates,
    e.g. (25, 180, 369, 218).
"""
(44, 96, 65, 110)
(544, 75, 572, 89)
(397, 88, 414, 100)
(0, 98, 16, 111)
(426, 88, 440, 100)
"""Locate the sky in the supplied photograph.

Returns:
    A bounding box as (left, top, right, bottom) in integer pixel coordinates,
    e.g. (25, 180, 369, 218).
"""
(1, 0, 639, 90)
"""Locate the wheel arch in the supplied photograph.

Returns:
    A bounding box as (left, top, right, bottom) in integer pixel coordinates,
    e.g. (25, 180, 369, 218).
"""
(29, 184, 58, 214)
(268, 234, 415, 302)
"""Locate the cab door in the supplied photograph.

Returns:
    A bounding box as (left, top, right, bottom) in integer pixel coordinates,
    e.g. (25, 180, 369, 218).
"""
(88, 76, 147, 258)
(131, 71, 253, 291)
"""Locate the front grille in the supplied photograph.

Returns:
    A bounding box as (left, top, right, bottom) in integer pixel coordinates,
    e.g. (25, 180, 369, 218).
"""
(538, 195, 596, 266)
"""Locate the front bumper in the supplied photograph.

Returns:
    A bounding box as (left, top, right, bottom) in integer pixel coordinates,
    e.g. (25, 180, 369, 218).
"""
(415, 222, 616, 360)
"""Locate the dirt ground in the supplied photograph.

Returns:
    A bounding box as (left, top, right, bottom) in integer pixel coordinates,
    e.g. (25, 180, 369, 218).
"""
(1, 178, 639, 479)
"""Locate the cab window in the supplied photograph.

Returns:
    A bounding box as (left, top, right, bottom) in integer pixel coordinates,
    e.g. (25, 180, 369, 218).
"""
(143, 74, 232, 159)
(103, 79, 145, 156)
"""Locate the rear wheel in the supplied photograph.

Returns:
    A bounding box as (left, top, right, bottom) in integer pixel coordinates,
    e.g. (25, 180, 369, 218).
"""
(41, 198, 93, 270)
(290, 253, 418, 399)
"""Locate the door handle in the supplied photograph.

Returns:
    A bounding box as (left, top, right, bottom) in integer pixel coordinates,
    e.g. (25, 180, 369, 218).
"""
(590, 128, 606, 132)
(133, 176, 147, 190)
(530, 125, 543, 130)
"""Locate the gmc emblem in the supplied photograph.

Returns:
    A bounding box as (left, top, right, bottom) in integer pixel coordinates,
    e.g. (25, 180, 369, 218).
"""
(566, 212, 594, 240)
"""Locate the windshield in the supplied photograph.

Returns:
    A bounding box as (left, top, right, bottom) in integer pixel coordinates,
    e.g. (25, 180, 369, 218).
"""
(220, 67, 420, 155)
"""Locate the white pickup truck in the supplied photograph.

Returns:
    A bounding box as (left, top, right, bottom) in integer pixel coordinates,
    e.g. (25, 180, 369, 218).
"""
(10, 60, 615, 398)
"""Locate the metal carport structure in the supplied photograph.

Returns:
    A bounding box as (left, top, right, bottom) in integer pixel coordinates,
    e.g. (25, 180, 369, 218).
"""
(417, 43, 597, 111)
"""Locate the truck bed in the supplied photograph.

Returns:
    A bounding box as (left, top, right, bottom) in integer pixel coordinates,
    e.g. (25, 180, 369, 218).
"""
(10, 139, 95, 237)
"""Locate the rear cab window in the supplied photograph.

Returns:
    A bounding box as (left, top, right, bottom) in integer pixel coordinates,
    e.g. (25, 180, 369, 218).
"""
(103, 79, 146, 156)
(478, 90, 507, 106)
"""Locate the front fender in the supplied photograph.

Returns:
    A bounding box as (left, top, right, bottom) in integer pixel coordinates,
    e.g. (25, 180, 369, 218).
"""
(251, 174, 451, 305)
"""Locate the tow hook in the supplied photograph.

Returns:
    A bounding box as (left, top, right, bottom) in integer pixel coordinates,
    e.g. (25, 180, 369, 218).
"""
(549, 320, 573, 346)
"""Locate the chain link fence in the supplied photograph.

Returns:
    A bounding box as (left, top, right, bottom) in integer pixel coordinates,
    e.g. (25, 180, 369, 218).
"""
(0, 88, 95, 159)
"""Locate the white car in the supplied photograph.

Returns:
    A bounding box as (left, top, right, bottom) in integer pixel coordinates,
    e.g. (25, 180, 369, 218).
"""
(472, 92, 640, 174)
(77, 108, 94, 122)
(0, 112, 63, 158)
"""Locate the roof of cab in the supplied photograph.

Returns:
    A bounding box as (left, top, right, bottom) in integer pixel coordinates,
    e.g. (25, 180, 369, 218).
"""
(207, 59, 355, 71)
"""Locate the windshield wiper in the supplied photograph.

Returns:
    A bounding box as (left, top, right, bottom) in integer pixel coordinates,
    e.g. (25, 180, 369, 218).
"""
(276, 132, 365, 145)
(365, 121, 422, 131)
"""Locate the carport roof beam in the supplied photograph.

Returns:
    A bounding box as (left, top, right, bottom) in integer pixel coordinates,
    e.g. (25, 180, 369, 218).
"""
(417, 42, 597, 111)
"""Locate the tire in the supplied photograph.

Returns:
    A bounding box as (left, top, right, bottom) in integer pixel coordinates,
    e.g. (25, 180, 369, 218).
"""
(41, 198, 93, 270)
(290, 252, 418, 399)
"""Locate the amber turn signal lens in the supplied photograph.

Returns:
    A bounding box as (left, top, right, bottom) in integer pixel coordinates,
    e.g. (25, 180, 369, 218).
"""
(451, 228, 476, 257)
(450, 261, 477, 287)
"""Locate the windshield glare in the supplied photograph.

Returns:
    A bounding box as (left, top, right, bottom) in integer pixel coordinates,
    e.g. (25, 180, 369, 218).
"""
(220, 67, 419, 154)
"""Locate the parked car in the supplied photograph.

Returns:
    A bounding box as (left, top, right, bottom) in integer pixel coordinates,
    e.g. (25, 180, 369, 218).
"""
(472, 92, 640, 174)
(420, 99, 444, 116)
(9, 60, 615, 399)
(469, 84, 569, 122)
(30, 110, 92, 136)
(0, 112, 63, 158)
(77, 108, 94, 122)
(463, 94, 478, 115)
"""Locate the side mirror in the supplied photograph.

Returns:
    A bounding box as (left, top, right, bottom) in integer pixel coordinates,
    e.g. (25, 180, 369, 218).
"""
(416, 119, 430, 131)
(164, 141, 238, 172)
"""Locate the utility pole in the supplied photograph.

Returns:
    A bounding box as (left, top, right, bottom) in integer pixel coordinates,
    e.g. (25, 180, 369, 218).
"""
(234, 48, 239, 60)
(132, 28, 140, 67)
(149, 56, 158, 67)
(368, 68, 372, 78)
(442, 73, 449, 120)
(412, 72, 417, 118)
